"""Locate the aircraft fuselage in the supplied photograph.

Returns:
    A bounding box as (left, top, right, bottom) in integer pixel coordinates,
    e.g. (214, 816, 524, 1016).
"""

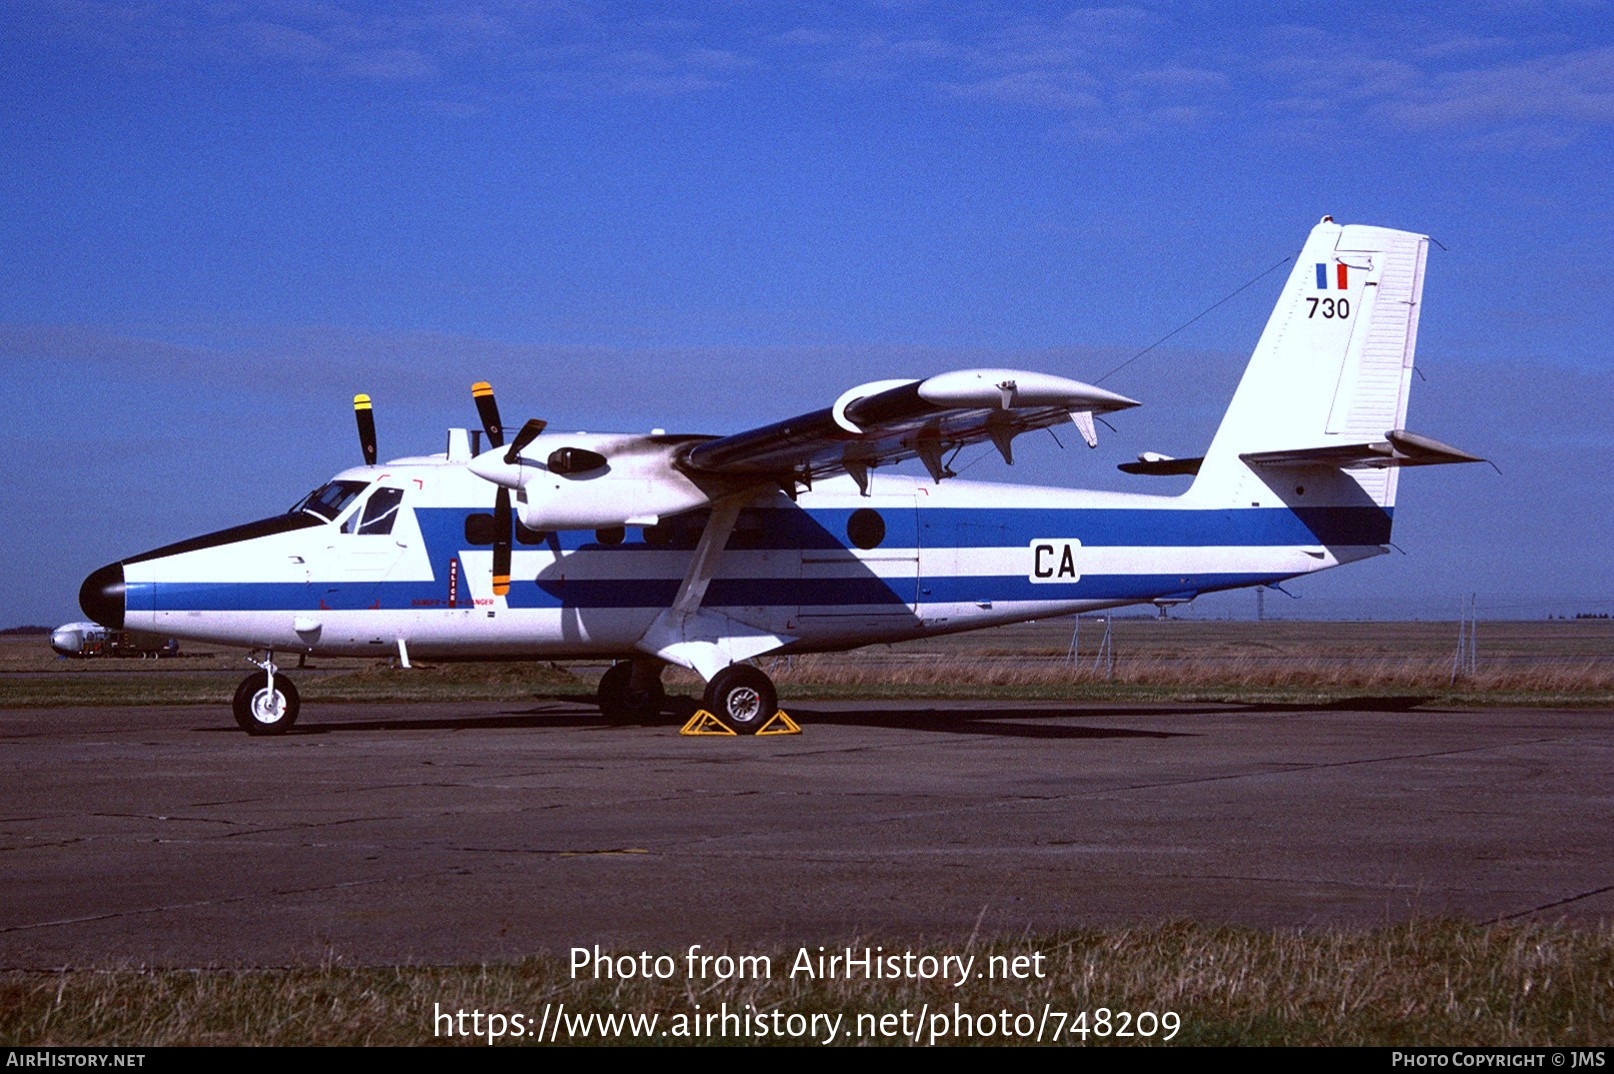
(84, 461, 1385, 662)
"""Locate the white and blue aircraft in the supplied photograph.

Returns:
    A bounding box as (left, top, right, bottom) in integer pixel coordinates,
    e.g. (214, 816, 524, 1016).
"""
(49, 621, 111, 658)
(77, 218, 1480, 735)
(49, 621, 176, 658)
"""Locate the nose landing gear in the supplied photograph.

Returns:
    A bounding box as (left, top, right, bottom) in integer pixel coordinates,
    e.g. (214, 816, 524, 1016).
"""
(234, 654, 300, 735)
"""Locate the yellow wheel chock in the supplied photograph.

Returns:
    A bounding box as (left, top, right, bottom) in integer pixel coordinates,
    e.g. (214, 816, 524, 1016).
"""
(680, 710, 801, 736)
(755, 710, 801, 735)
(680, 710, 736, 736)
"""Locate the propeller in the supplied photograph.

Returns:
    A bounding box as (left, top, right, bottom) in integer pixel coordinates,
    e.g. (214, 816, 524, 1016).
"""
(471, 381, 502, 449)
(353, 394, 377, 466)
(468, 382, 514, 596)
(505, 418, 547, 464)
(470, 382, 550, 597)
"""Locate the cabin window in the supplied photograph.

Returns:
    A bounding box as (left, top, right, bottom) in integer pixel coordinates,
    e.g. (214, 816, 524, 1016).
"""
(464, 513, 500, 545)
(847, 508, 885, 550)
(644, 512, 705, 549)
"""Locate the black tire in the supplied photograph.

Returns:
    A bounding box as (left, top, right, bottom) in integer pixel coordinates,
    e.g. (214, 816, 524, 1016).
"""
(703, 665, 777, 733)
(233, 671, 300, 736)
(597, 661, 666, 720)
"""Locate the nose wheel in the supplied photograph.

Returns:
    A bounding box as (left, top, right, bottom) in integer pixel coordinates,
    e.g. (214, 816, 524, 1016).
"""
(233, 668, 300, 735)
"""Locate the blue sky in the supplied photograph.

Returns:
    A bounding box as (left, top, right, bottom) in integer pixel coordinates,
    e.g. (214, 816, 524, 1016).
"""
(2, 1, 1610, 625)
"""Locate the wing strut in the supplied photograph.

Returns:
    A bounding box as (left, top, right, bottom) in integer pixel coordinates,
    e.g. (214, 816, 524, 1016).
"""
(669, 497, 743, 621)
(635, 498, 795, 680)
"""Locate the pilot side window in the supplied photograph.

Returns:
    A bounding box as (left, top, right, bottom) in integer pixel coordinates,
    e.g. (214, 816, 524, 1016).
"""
(344, 487, 406, 535)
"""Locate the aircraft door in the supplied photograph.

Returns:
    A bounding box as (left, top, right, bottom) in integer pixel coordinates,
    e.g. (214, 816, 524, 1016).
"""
(312, 485, 414, 611)
(795, 491, 919, 636)
(915, 494, 980, 624)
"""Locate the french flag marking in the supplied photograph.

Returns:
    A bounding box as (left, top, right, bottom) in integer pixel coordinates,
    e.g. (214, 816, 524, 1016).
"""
(1315, 263, 1349, 289)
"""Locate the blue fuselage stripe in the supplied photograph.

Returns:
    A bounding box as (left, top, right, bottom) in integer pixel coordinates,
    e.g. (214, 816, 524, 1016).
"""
(414, 505, 1393, 553)
(135, 503, 1391, 614)
(132, 572, 1287, 613)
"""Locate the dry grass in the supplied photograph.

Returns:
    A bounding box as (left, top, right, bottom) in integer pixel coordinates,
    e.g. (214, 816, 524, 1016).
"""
(4, 921, 1610, 1046)
(3, 619, 1611, 708)
(750, 651, 1614, 695)
(743, 618, 1614, 705)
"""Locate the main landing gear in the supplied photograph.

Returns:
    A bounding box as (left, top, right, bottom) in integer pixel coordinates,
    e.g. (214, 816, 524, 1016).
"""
(596, 660, 668, 721)
(595, 660, 785, 734)
(233, 653, 300, 735)
(703, 664, 778, 733)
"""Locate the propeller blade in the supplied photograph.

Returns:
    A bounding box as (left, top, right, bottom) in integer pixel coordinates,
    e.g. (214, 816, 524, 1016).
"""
(353, 394, 377, 466)
(471, 381, 504, 449)
(492, 487, 512, 597)
(504, 418, 548, 465)
(470, 382, 530, 596)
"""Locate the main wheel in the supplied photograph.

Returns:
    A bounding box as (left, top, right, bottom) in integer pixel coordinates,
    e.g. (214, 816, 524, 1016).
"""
(597, 661, 666, 720)
(703, 665, 777, 733)
(233, 671, 300, 736)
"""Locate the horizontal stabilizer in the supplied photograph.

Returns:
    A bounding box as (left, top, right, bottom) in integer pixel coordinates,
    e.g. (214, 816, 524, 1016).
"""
(1119, 453, 1204, 476)
(1241, 429, 1484, 470)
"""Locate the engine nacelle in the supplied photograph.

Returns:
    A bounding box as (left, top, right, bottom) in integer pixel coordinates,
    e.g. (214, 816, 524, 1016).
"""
(468, 431, 720, 531)
(515, 474, 713, 531)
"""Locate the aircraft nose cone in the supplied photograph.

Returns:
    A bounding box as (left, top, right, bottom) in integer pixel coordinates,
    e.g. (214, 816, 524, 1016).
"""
(79, 562, 125, 630)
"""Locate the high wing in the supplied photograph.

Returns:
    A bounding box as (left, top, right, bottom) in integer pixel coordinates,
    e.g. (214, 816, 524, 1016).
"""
(463, 367, 1138, 533)
(676, 368, 1138, 492)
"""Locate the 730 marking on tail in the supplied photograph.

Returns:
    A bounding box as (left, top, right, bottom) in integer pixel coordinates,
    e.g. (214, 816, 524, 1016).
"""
(1307, 296, 1350, 319)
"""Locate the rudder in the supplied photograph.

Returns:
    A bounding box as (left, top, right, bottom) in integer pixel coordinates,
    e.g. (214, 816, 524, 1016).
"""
(1187, 217, 1429, 511)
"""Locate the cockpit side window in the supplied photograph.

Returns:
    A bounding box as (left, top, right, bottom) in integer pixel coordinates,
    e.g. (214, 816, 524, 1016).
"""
(290, 481, 367, 522)
(349, 487, 406, 535)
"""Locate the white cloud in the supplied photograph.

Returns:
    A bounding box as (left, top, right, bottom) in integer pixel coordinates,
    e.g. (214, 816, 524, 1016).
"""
(942, 70, 1103, 111)
(23, 0, 763, 98)
(1252, 32, 1614, 148)
(23, 3, 1614, 141)
(1385, 45, 1614, 128)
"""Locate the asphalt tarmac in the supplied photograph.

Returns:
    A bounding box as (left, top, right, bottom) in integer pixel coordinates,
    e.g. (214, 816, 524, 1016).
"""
(3, 697, 1611, 968)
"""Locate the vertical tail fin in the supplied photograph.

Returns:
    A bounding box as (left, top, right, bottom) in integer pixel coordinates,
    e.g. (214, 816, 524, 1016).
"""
(1188, 217, 1430, 510)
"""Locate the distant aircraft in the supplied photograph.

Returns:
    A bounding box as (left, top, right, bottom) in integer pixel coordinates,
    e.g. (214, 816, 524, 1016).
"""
(50, 621, 177, 659)
(49, 622, 108, 657)
(76, 218, 1480, 734)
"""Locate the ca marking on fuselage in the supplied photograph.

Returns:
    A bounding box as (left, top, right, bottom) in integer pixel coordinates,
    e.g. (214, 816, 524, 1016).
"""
(76, 218, 1482, 735)
(1030, 541, 1082, 584)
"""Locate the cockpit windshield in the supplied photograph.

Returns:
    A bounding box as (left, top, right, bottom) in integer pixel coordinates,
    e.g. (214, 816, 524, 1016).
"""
(288, 481, 368, 522)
